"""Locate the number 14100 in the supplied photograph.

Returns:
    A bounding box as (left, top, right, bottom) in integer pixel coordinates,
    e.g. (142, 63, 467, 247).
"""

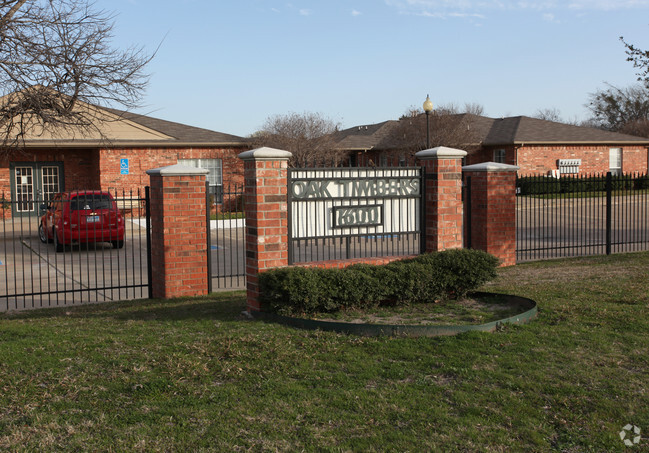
(333, 205, 383, 228)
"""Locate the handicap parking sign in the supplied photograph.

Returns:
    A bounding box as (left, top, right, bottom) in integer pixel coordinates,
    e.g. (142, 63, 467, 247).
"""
(120, 158, 129, 175)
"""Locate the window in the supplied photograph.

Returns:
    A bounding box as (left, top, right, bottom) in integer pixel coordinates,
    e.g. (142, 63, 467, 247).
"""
(178, 158, 223, 202)
(494, 149, 506, 164)
(609, 148, 622, 175)
(70, 194, 113, 211)
(10, 162, 64, 216)
(41, 166, 61, 202)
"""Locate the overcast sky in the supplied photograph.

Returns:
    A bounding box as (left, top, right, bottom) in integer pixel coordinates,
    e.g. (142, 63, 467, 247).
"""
(98, 0, 649, 137)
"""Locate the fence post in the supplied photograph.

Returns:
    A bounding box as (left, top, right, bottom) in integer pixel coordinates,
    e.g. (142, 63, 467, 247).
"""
(145, 186, 153, 299)
(462, 162, 520, 267)
(606, 171, 612, 255)
(238, 147, 292, 313)
(415, 147, 467, 252)
(146, 164, 209, 298)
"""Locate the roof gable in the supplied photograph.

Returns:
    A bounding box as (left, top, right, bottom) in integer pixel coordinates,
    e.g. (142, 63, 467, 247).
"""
(0, 87, 247, 147)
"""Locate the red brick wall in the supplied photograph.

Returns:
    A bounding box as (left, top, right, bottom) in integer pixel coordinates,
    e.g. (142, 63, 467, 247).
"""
(464, 169, 517, 267)
(0, 148, 100, 194)
(0, 146, 247, 197)
(419, 152, 465, 252)
(148, 172, 208, 299)
(297, 255, 414, 269)
(467, 145, 648, 175)
(242, 156, 290, 312)
(99, 147, 246, 194)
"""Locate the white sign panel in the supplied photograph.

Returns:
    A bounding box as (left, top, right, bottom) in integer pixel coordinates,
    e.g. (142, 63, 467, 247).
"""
(289, 168, 421, 239)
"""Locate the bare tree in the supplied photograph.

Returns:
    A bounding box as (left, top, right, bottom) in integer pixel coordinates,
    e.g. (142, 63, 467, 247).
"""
(252, 111, 344, 167)
(586, 83, 649, 132)
(0, 0, 153, 150)
(534, 108, 563, 123)
(386, 105, 482, 155)
(621, 35, 649, 86)
(462, 102, 484, 116)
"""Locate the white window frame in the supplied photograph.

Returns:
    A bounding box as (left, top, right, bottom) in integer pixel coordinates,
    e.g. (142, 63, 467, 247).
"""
(609, 148, 622, 176)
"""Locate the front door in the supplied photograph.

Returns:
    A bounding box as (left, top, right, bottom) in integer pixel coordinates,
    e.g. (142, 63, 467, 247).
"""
(10, 162, 64, 216)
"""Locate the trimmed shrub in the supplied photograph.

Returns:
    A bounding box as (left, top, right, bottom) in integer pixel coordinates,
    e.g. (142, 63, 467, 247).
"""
(411, 248, 499, 299)
(518, 174, 646, 195)
(634, 174, 649, 190)
(517, 176, 560, 195)
(259, 248, 500, 316)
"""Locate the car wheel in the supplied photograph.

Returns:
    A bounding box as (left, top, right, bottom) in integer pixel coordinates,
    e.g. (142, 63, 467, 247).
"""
(38, 223, 50, 243)
(111, 240, 124, 249)
(54, 228, 64, 253)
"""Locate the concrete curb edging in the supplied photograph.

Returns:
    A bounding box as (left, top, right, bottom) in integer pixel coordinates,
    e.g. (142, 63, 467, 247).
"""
(252, 292, 537, 337)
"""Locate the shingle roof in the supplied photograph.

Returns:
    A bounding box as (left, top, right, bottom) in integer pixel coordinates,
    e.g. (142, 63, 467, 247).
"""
(483, 116, 649, 145)
(334, 114, 649, 150)
(104, 108, 248, 146)
(332, 120, 399, 150)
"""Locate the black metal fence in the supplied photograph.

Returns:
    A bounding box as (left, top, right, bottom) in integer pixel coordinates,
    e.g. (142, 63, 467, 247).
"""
(516, 172, 649, 262)
(288, 166, 424, 264)
(207, 181, 246, 290)
(1, 189, 151, 311)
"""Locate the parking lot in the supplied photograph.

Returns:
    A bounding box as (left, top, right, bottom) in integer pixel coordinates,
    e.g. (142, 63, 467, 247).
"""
(1, 217, 246, 312)
(1, 217, 149, 311)
(516, 194, 649, 261)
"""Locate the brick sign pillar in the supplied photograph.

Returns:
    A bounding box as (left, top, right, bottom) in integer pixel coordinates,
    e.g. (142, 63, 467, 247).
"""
(415, 147, 467, 252)
(462, 162, 520, 267)
(238, 147, 292, 313)
(146, 164, 209, 298)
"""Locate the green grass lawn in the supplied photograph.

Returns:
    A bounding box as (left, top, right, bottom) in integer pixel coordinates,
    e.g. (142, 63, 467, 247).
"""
(1, 252, 648, 451)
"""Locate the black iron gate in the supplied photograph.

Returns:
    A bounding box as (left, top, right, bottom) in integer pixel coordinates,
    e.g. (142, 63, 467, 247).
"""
(206, 181, 246, 291)
(0, 189, 151, 311)
(287, 166, 424, 264)
(514, 172, 649, 262)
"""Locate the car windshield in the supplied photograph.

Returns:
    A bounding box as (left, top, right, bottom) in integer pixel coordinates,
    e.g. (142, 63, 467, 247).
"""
(70, 194, 113, 211)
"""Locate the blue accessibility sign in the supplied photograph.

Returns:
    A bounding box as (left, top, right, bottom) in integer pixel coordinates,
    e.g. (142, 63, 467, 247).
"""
(120, 158, 129, 175)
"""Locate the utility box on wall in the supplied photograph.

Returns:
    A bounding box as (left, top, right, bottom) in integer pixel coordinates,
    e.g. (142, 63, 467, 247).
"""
(558, 159, 582, 174)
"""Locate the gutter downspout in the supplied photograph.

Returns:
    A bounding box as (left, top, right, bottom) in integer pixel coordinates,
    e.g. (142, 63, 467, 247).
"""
(514, 145, 521, 172)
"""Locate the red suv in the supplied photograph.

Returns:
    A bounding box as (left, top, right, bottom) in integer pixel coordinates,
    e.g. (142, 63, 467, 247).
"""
(39, 191, 125, 252)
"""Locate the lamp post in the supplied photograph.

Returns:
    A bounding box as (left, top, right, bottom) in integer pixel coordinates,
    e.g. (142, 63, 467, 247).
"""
(423, 94, 433, 149)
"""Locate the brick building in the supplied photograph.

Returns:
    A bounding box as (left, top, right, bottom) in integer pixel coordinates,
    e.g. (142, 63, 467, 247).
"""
(335, 114, 649, 175)
(1, 97, 250, 217)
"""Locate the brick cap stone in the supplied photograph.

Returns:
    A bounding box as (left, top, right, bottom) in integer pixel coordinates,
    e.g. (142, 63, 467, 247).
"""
(146, 163, 209, 176)
(416, 146, 468, 160)
(238, 147, 292, 161)
(462, 162, 520, 172)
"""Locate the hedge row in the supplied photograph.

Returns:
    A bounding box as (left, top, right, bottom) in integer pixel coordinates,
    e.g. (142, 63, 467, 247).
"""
(258, 248, 499, 316)
(517, 174, 649, 195)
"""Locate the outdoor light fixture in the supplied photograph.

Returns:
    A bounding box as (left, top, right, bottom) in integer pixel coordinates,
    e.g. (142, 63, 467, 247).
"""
(423, 94, 433, 149)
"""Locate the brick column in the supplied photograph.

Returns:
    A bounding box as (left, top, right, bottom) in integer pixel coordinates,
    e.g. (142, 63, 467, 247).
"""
(415, 147, 467, 252)
(146, 164, 209, 298)
(462, 162, 519, 267)
(238, 147, 292, 313)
